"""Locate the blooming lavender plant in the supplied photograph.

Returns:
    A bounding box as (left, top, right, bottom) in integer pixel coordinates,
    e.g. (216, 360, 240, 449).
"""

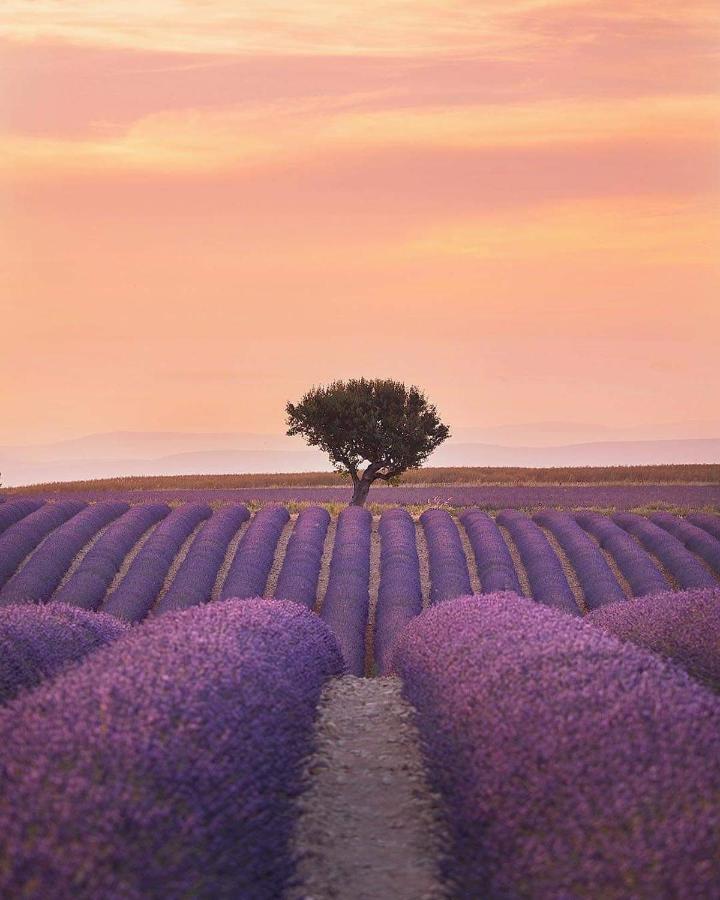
(0, 501, 128, 607)
(613, 512, 716, 589)
(320, 505, 371, 675)
(586, 588, 720, 691)
(374, 508, 423, 675)
(219, 505, 290, 600)
(459, 508, 522, 594)
(0, 598, 344, 898)
(102, 503, 212, 622)
(52, 504, 170, 610)
(534, 509, 626, 609)
(0, 499, 43, 535)
(0, 602, 128, 704)
(650, 513, 720, 576)
(0, 500, 87, 589)
(420, 509, 472, 604)
(152, 504, 250, 615)
(496, 510, 580, 615)
(392, 593, 720, 898)
(273, 506, 330, 608)
(687, 512, 720, 542)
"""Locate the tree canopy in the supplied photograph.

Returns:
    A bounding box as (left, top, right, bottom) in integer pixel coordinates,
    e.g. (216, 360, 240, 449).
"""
(286, 378, 449, 505)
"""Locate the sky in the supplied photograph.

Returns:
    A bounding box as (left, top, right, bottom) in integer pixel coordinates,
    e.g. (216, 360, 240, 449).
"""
(1, 1, 719, 445)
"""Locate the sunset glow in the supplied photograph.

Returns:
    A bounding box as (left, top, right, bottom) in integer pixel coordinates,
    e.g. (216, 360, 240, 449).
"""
(2, 1, 719, 443)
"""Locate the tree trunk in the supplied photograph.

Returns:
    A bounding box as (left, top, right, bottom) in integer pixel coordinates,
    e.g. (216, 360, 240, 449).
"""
(350, 477, 373, 507)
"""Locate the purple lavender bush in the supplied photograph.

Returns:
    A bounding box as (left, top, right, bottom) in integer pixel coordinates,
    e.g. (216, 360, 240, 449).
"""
(574, 511, 668, 596)
(0, 603, 128, 704)
(587, 588, 720, 691)
(52, 504, 170, 610)
(0, 501, 128, 606)
(320, 505, 371, 676)
(219, 505, 290, 600)
(687, 512, 720, 542)
(374, 508, 423, 675)
(496, 510, 580, 615)
(152, 504, 249, 615)
(101, 503, 212, 622)
(0, 598, 344, 899)
(420, 508, 472, 604)
(0, 500, 86, 589)
(614, 512, 716, 589)
(650, 513, 720, 576)
(392, 593, 720, 898)
(459, 509, 521, 594)
(534, 510, 626, 609)
(274, 506, 330, 608)
(0, 499, 43, 535)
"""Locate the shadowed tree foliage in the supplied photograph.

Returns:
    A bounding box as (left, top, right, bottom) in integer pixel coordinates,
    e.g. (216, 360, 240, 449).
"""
(286, 378, 450, 506)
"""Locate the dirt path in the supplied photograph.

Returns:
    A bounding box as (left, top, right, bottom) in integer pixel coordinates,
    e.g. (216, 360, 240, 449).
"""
(289, 675, 448, 900)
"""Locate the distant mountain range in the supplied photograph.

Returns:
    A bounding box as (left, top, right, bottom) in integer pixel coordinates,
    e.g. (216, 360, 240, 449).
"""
(1, 424, 718, 486)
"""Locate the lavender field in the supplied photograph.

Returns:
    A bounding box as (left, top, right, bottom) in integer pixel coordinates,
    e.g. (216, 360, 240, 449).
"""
(1, 496, 719, 896)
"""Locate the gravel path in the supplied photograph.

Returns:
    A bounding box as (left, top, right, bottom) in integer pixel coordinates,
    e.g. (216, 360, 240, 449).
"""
(289, 675, 448, 900)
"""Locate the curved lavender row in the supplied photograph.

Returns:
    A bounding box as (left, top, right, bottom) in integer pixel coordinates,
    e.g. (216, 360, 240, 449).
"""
(650, 513, 720, 576)
(152, 504, 250, 615)
(420, 509, 472, 604)
(459, 509, 521, 594)
(496, 510, 580, 615)
(0, 603, 128, 704)
(0, 501, 129, 606)
(102, 503, 212, 622)
(613, 512, 716, 589)
(574, 511, 668, 596)
(374, 508, 423, 676)
(587, 589, 720, 692)
(393, 594, 720, 898)
(220, 505, 290, 600)
(52, 504, 170, 610)
(0, 598, 344, 898)
(534, 510, 626, 610)
(0, 499, 43, 535)
(273, 506, 330, 607)
(0, 500, 87, 589)
(320, 505, 372, 676)
(687, 512, 720, 542)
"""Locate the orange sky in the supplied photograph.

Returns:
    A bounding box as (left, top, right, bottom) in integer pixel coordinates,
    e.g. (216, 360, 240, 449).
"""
(2, 1, 719, 444)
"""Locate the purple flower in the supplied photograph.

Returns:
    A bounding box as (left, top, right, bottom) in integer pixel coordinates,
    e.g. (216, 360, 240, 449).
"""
(392, 593, 720, 898)
(274, 506, 330, 608)
(420, 508, 472, 604)
(219, 505, 289, 600)
(459, 508, 522, 594)
(0, 598, 344, 898)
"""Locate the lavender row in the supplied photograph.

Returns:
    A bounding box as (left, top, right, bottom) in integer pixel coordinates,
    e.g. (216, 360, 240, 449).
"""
(574, 511, 668, 597)
(25, 483, 720, 509)
(688, 512, 720, 541)
(102, 503, 212, 622)
(496, 510, 580, 615)
(393, 594, 720, 897)
(459, 509, 521, 594)
(0, 599, 344, 898)
(534, 510, 626, 610)
(152, 504, 250, 615)
(374, 508, 423, 676)
(0, 603, 128, 704)
(0, 501, 128, 607)
(613, 512, 716, 589)
(420, 508, 472, 604)
(587, 588, 720, 692)
(650, 512, 720, 575)
(0, 499, 43, 535)
(220, 505, 290, 600)
(320, 506, 372, 676)
(273, 506, 330, 608)
(52, 504, 170, 610)
(0, 500, 86, 590)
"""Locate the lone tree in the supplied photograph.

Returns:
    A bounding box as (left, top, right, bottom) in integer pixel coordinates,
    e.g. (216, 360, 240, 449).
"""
(286, 378, 450, 506)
